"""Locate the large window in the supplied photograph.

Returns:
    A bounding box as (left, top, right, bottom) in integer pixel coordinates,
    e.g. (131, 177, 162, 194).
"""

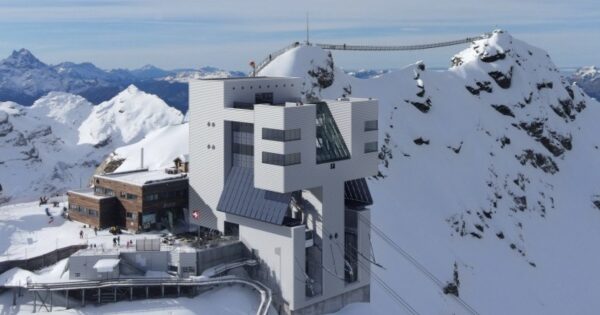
(126, 193, 138, 201)
(364, 120, 378, 132)
(364, 141, 378, 153)
(262, 152, 301, 166)
(262, 128, 301, 142)
(255, 92, 273, 105)
(88, 209, 98, 217)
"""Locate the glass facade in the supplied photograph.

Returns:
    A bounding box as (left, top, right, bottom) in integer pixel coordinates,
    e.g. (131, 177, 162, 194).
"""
(232, 121, 254, 168)
(262, 128, 301, 142)
(262, 152, 301, 166)
(315, 102, 351, 164)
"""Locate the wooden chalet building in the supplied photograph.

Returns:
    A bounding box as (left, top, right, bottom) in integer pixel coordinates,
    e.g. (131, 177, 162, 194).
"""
(67, 166, 188, 232)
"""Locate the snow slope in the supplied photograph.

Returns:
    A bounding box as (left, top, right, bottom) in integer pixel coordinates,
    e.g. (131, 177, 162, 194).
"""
(0, 86, 183, 203)
(78, 85, 183, 145)
(104, 30, 600, 314)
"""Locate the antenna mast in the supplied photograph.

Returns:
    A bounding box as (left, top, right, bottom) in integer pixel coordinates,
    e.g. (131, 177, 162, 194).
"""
(306, 12, 310, 45)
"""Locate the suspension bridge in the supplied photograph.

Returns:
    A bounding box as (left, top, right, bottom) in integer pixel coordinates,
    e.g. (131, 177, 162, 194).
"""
(251, 33, 491, 76)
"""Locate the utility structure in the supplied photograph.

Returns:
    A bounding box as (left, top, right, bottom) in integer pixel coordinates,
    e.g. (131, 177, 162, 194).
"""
(188, 76, 379, 314)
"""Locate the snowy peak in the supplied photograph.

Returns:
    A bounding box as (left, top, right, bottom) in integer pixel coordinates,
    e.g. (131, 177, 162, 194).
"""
(78, 85, 184, 146)
(574, 65, 599, 80)
(1, 49, 46, 69)
(30, 92, 93, 127)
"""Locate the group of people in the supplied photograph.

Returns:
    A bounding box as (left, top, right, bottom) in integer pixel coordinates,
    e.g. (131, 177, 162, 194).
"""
(80, 227, 136, 249)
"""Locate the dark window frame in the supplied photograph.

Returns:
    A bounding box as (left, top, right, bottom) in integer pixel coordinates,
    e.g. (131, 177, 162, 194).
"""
(262, 128, 301, 142)
(364, 141, 378, 153)
(262, 152, 301, 166)
(364, 120, 378, 132)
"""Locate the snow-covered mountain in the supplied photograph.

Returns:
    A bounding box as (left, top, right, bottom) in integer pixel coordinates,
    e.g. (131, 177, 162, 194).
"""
(78, 85, 183, 146)
(570, 66, 600, 100)
(0, 86, 183, 204)
(160, 66, 245, 83)
(103, 30, 600, 314)
(0, 49, 244, 112)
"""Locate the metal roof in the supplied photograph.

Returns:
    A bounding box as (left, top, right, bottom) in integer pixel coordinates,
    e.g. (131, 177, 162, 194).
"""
(316, 102, 351, 164)
(217, 167, 291, 225)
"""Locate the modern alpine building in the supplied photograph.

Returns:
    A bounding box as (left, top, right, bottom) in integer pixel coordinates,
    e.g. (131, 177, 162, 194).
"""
(188, 77, 378, 314)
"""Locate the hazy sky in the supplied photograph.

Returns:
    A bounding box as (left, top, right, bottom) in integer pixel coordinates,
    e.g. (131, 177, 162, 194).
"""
(0, 0, 598, 71)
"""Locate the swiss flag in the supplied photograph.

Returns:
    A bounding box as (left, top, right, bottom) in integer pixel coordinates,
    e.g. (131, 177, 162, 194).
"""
(192, 210, 200, 220)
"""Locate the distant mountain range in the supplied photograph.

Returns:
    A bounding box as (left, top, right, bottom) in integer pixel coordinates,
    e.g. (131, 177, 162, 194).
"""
(567, 66, 600, 100)
(0, 49, 245, 112)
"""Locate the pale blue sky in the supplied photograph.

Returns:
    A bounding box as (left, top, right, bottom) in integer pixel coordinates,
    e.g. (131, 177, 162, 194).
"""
(0, 0, 598, 71)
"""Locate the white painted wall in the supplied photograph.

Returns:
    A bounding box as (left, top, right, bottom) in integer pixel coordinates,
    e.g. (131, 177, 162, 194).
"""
(188, 77, 378, 312)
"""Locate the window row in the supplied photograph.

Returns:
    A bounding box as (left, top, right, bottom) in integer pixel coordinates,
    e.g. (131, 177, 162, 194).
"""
(364, 141, 379, 153)
(69, 204, 98, 217)
(94, 186, 114, 197)
(262, 128, 301, 142)
(262, 152, 301, 166)
(364, 120, 378, 132)
(232, 143, 254, 156)
(143, 189, 187, 202)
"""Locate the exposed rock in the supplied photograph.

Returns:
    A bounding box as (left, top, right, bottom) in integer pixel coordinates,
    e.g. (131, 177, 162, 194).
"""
(414, 137, 430, 145)
(26, 125, 52, 140)
(488, 66, 513, 89)
(406, 98, 432, 113)
(537, 81, 553, 90)
(516, 150, 559, 174)
(491, 104, 515, 117)
(466, 81, 493, 95)
(480, 51, 507, 63)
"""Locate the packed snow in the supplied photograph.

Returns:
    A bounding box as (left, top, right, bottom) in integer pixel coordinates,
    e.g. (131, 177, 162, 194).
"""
(0, 200, 162, 262)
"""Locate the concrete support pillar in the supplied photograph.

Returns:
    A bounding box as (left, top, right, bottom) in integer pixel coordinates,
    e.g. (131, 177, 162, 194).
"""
(66, 290, 69, 309)
(130, 287, 133, 301)
(82, 289, 85, 307)
(177, 286, 180, 297)
(49, 291, 53, 312)
(97, 288, 101, 304)
(12, 288, 16, 306)
(113, 287, 117, 302)
(161, 285, 164, 297)
(145, 287, 149, 299)
(33, 291, 37, 313)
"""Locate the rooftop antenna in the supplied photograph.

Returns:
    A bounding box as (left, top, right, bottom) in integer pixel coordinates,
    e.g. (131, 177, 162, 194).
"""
(305, 12, 310, 45)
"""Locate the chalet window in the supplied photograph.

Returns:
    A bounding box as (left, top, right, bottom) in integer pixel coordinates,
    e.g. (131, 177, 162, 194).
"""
(364, 120, 378, 132)
(126, 193, 137, 200)
(262, 128, 301, 142)
(126, 212, 137, 219)
(262, 152, 301, 166)
(88, 209, 98, 217)
(364, 141, 378, 153)
(104, 188, 115, 197)
(120, 191, 126, 198)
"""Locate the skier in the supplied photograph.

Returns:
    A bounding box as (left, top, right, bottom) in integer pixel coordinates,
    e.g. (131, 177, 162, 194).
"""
(79, 230, 84, 239)
(117, 235, 120, 246)
(94, 227, 98, 236)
